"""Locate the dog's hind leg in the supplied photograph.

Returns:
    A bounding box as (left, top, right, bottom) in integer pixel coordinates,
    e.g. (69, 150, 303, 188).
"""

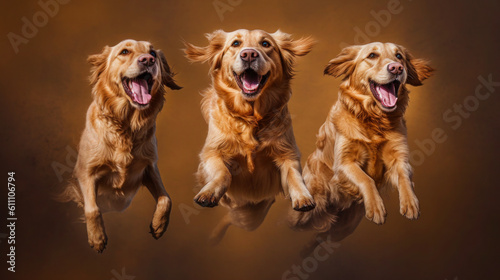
(325, 203, 365, 242)
(208, 214, 232, 246)
(143, 163, 172, 240)
(209, 198, 275, 245)
(299, 203, 364, 257)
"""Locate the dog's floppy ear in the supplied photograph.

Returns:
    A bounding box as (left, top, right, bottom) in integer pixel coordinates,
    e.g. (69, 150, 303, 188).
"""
(272, 30, 316, 57)
(184, 30, 227, 70)
(271, 30, 316, 77)
(403, 48, 434, 86)
(324, 45, 361, 79)
(87, 46, 111, 86)
(158, 50, 182, 90)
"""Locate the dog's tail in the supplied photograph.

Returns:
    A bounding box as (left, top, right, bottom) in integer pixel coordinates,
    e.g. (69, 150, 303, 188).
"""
(54, 177, 83, 208)
(208, 214, 232, 246)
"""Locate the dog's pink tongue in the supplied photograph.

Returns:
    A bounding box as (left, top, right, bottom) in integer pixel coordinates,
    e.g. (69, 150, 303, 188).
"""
(242, 72, 261, 92)
(376, 83, 397, 107)
(130, 79, 151, 105)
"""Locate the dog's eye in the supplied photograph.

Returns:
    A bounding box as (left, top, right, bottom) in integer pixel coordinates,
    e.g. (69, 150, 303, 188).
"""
(120, 49, 129, 55)
(367, 53, 378, 59)
(231, 40, 241, 47)
(150, 50, 157, 58)
(395, 53, 403, 59)
(261, 41, 271, 48)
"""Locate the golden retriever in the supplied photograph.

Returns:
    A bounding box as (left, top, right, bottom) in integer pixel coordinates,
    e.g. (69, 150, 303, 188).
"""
(184, 29, 316, 244)
(62, 39, 181, 252)
(289, 42, 433, 242)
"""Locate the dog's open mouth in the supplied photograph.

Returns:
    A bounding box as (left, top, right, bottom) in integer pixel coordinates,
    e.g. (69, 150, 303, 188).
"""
(122, 72, 154, 106)
(369, 80, 401, 111)
(233, 69, 270, 98)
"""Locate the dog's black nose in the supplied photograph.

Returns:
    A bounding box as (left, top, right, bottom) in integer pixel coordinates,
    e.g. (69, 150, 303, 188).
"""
(138, 54, 155, 66)
(387, 62, 403, 75)
(240, 49, 259, 63)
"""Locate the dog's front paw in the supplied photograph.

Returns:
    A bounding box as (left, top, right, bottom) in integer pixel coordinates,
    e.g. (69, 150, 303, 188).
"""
(150, 197, 171, 239)
(292, 194, 316, 212)
(400, 195, 420, 220)
(150, 219, 168, 240)
(86, 216, 108, 253)
(364, 196, 387, 225)
(194, 190, 221, 208)
(150, 212, 170, 240)
(88, 230, 107, 253)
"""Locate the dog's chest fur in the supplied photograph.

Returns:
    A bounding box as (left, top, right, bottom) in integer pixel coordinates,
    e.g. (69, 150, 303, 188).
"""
(359, 137, 387, 184)
(210, 109, 285, 201)
(213, 109, 268, 171)
(333, 109, 391, 185)
(93, 115, 156, 192)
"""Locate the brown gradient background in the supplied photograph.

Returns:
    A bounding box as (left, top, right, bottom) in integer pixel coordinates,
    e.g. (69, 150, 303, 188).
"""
(1, 0, 499, 279)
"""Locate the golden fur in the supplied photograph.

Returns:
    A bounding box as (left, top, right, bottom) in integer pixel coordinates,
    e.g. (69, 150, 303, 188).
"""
(289, 42, 433, 242)
(184, 29, 316, 244)
(63, 39, 181, 252)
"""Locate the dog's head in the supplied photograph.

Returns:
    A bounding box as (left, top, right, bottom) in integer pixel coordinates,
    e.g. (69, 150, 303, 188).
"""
(88, 39, 181, 110)
(325, 42, 433, 113)
(184, 29, 314, 102)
